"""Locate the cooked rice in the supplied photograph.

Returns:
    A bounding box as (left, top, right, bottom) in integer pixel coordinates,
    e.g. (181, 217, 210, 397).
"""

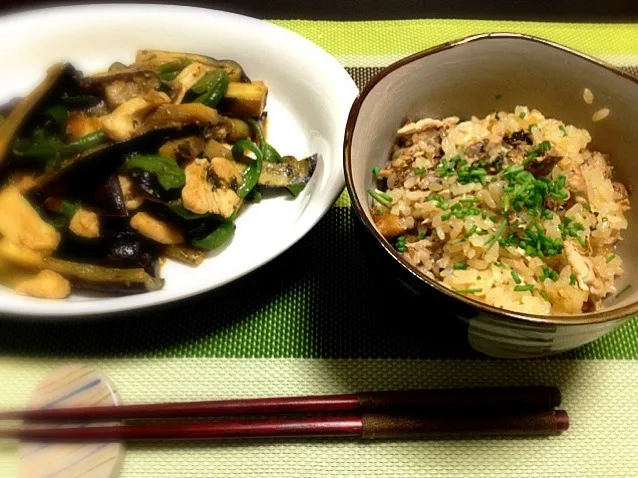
(370, 106, 630, 315)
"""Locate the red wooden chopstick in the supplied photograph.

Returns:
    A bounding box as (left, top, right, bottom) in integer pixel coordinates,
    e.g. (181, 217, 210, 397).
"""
(0, 387, 561, 422)
(0, 411, 569, 441)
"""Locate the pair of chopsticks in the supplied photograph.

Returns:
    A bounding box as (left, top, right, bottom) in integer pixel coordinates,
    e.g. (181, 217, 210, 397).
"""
(0, 387, 568, 441)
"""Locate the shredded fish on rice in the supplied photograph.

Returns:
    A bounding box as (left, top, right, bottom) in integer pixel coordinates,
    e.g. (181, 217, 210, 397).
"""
(369, 107, 630, 315)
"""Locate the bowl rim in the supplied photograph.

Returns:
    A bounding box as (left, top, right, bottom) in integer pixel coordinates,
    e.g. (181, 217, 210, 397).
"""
(343, 31, 638, 326)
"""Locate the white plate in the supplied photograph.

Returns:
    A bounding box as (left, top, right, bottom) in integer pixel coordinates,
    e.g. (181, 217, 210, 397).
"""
(0, 4, 358, 317)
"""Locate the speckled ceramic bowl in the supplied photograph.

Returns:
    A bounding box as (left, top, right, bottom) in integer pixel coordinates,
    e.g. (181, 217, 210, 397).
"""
(344, 33, 638, 358)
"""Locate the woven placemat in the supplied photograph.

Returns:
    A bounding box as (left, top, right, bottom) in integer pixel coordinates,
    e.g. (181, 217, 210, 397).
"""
(1, 18, 638, 478)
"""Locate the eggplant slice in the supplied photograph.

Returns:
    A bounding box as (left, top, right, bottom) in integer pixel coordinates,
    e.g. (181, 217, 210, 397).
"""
(0, 238, 163, 293)
(258, 154, 318, 189)
(80, 67, 161, 109)
(0, 63, 80, 171)
(90, 174, 129, 217)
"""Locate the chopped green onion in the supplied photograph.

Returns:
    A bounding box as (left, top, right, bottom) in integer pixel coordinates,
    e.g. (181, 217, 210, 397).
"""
(367, 189, 392, 208)
(570, 274, 577, 286)
(606, 254, 616, 263)
(616, 284, 632, 299)
(372, 166, 380, 176)
(395, 235, 407, 253)
(414, 167, 426, 175)
(494, 262, 506, 268)
(511, 270, 522, 284)
(540, 290, 549, 301)
(528, 123, 538, 132)
(485, 220, 507, 250)
(464, 225, 478, 238)
(441, 212, 452, 221)
(453, 263, 468, 270)
(456, 288, 483, 294)
(559, 125, 568, 137)
(417, 232, 426, 240)
(582, 203, 592, 212)
(519, 112, 526, 119)
(514, 284, 534, 292)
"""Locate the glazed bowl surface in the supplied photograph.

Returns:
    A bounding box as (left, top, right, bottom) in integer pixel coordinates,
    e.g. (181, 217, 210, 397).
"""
(344, 33, 638, 358)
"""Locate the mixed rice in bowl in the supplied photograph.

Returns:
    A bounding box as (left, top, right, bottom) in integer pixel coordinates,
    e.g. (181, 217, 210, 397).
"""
(369, 107, 630, 315)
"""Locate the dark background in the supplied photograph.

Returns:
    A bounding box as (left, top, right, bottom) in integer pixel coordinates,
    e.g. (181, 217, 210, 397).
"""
(0, 0, 637, 21)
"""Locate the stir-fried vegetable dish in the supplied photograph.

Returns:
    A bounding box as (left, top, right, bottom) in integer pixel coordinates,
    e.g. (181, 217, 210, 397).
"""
(0, 50, 317, 299)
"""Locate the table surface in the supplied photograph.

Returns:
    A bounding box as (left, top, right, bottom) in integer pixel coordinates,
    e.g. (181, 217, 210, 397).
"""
(1, 0, 637, 21)
(1, 10, 638, 478)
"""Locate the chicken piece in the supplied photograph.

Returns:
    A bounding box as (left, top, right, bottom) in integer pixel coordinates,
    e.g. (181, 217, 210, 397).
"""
(101, 91, 170, 141)
(69, 208, 100, 239)
(7, 171, 38, 192)
(181, 158, 241, 218)
(564, 240, 595, 292)
(130, 212, 184, 245)
(373, 212, 406, 239)
(612, 181, 630, 212)
(117, 175, 144, 210)
(170, 62, 209, 104)
(209, 156, 242, 189)
(66, 112, 103, 140)
(15, 269, 71, 299)
(397, 118, 444, 136)
(0, 186, 60, 253)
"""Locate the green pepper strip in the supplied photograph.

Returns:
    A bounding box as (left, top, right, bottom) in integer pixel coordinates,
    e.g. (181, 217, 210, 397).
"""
(14, 130, 108, 159)
(233, 140, 263, 199)
(191, 222, 236, 250)
(194, 70, 229, 108)
(158, 58, 193, 74)
(245, 118, 282, 164)
(43, 105, 69, 135)
(159, 71, 180, 82)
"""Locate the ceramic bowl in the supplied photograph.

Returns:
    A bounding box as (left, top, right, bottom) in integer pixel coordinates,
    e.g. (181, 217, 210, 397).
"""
(344, 33, 637, 358)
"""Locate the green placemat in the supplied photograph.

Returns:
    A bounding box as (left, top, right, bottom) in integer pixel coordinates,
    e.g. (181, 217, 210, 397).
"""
(1, 19, 638, 478)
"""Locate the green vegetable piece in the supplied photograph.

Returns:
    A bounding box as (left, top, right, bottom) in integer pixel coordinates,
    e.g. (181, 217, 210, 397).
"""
(511, 270, 522, 284)
(287, 183, 306, 197)
(368, 189, 392, 208)
(606, 254, 616, 263)
(194, 70, 229, 108)
(569, 274, 577, 286)
(234, 140, 263, 199)
(372, 166, 380, 176)
(159, 71, 180, 82)
(158, 58, 193, 74)
(246, 118, 283, 164)
(540, 290, 549, 301)
(121, 154, 186, 190)
(519, 112, 526, 119)
(559, 125, 568, 137)
(191, 221, 236, 250)
(514, 284, 534, 292)
(414, 167, 426, 175)
(485, 220, 507, 250)
(43, 105, 68, 134)
(453, 263, 468, 270)
(456, 288, 482, 294)
(62, 130, 108, 156)
(395, 235, 407, 253)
